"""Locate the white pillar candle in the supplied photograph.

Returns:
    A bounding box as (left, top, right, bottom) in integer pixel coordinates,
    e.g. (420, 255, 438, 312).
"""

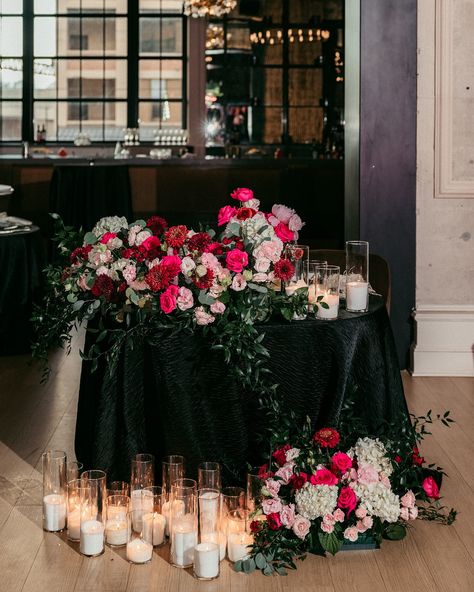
(308, 284, 317, 304)
(171, 517, 198, 567)
(227, 532, 253, 562)
(316, 293, 339, 319)
(126, 538, 153, 564)
(193, 542, 219, 579)
(284, 279, 308, 297)
(67, 508, 81, 541)
(131, 489, 154, 533)
(142, 512, 166, 546)
(80, 519, 105, 556)
(201, 531, 226, 561)
(346, 281, 369, 311)
(105, 519, 128, 546)
(162, 499, 185, 537)
(43, 494, 67, 532)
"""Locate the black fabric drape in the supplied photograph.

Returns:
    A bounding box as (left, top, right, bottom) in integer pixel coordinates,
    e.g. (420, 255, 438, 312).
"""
(75, 296, 408, 483)
(49, 165, 133, 231)
(0, 227, 44, 355)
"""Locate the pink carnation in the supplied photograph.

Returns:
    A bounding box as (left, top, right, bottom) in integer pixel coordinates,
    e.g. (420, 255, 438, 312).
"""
(177, 286, 194, 311)
(262, 498, 283, 515)
(123, 264, 137, 285)
(400, 507, 410, 521)
(231, 273, 247, 291)
(194, 306, 215, 326)
(210, 300, 226, 314)
(343, 526, 359, 542)
(400, 490, 416, 509)
(275, 462, 294, 485)
(254, 257, 271, 273)
(409, 506, 418, 520)
(292, 515, 311, 540)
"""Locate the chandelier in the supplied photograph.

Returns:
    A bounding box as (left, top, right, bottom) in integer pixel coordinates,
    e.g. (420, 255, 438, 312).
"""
(183, 0, 237, 18)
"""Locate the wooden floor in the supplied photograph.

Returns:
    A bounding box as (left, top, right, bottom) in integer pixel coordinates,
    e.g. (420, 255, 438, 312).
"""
(0, 334, 473, 592)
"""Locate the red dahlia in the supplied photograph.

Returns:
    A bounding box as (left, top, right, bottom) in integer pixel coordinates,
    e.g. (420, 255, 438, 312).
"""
(146, 264, 174, 292)
(193, 268, 214, 290)
(313, 427, 340, 449)
(204, 242, 224, 256)
(165, 225, 188, 248)
(274, 258, 295, 282)
(91, 274, 115, 301)
(188, 232, 212, 253)
(146, 215, 168, 235)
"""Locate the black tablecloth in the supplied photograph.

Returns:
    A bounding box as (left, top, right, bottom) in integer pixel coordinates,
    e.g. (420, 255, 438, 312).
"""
(0, 227, 44, 355)
(49, 165, 133, 231)
(75, 296, 408, 483)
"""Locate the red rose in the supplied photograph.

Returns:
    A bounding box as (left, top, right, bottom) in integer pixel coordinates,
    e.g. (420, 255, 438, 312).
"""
(422, 476, 440, 500)
(412, 446, 424, 466)
(230, 187, 254, 202)
(274, 258, 295, 282)
(290, 472, 308, 490)
(226, 248, 249, 273)
(91, 274, 115, 301)
(337, 486, 358, 515)
(394, 455, 402, 464)
(258, 463, 273, 480)
(266, 512, 282, 531)
(313, 428, 340, 449)
(188, 232, 212, 253)
(274, 222, 295, 243)
(331, 452, 353, 473)
(272, 444, 291, 466)
(250, 520, 263, 533)
(235, 207, 256, 221)
(165, 225, 188, 248)
(292, 247, 304, 260)
(146, 215, 168, 235)
(309, 468, 338, 486)
(160, 286, 178, 314)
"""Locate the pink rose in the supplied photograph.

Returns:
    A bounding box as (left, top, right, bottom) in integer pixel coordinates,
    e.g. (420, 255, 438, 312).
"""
(337, 486, 358, 515)
(357, 463, 379, 486)
(226, 249, 249, 273)
(422, 476, 440, 500)
(343, 526, 359, 542)
(271, 204, 293, 224)
(275, 462, 295, 485)
(333, 508, 345, 522)
(218, 205, 237, 226)
(280, 503, 296, 528)
(362, 516, 373, 529)
(160, 286, 178, 314)
(310, 468, 338, 487)
(274, 222, 295, 243)
(292, 515, 311, 540)
(231, 187, 254, 202)
(400, 490, 416, 509)
(231, 273, 247, 291)
(210, 300, 226, 314)
(100, 231, 117, 244)
(331, 452, 353, 473)
(264, 479, 281, 498)
(194, 306, 215, 326)
(355, 506, 367, 519)
(141, 235, 161, 251)
(262, 498, 283, 515)
(322, 514, 336, 525)
(321, 521, 334, 534)
(177, 286, 194, 311)
(288, 213, 304, 232)
(254, 257, 271, 273)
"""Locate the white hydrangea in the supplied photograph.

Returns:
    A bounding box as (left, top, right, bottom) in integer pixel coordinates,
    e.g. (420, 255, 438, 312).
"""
(351, 437, 393, 476)
(353, 482, 400, 523)
(92, 216, 129, 237)
(230, 213, 276, 245)
(295, 483, 338, 520)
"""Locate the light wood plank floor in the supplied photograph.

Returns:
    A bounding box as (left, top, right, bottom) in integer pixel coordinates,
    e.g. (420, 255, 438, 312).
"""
(0, 335, 473, 592)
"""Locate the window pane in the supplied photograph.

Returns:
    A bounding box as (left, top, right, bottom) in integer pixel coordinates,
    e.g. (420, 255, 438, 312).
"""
(139, 101, 182, 136)
(251, 32, 283, 65)
(33, 101, 57, 141)
(289, 69, 322, 105)
(0, 59, 23, 99)
(289, 35, 323, 65)
(139, 60, 182, 99)
(289, 107, 323, 143)
(0, 101, 22, 140)
(34, 0, 56, 13)
(251, 107, 282, 144)
(34, 18, 57, 56)
(140, 18, 182, 55)
(140, 0, 183, 13)
(59, 59, 127, 99)
(0, 18, 23, 57)
(1, 0, 23, 14)
(252, 68, 282, 106)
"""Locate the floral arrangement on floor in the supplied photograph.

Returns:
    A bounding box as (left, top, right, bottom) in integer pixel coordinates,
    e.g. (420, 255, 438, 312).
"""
(236, 406, 457, 576)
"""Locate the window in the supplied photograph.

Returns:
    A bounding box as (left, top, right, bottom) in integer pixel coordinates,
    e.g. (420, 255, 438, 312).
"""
(0, 0, 186, 142)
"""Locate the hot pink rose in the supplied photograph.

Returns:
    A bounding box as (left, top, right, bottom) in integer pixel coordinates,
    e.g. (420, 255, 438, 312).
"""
(160, 286, 178, 314)
(288, 213, 304, 232)
(343, 526, 359, 542)
(292, 515, 311, 540)
(337, 486, 358, 515)
(274, 222, 295, 243)
(210, 300, 226, 314)
(401, 490, 416, 509)
(422, 476, 440, 500)
(262, 498, 283, 515)
(226, 248, 249, 273)
(100, 231, 117, 244)
(271, 204, 293, 224)
(310, 468, 338, 486)
(280, 503, 296, 528)
(177, 286, 194, 311)
(357, 463, 379, 486)
(141, 235, 161, 251)
(218, 205, 237, 226)
(331, 452, 353, 473)
(231, 187, 254, 202)
(321, 521, 334, 534)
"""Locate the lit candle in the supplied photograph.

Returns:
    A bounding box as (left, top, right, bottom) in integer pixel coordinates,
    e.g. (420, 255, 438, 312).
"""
(130, 489, 154, 533)
(105, 518, 128, 547)
(308, 283, 317, 304)
(67, 508, 81, 541)
(126, 538, 153, 564)
(162, 499, 185, 537)
(171, 516, 198, 567)
(316, 293, 339, 319)
(201, 531, 226, 561)
(346, 281, 369, 311)
(193, 542, 219, 579)
(284, 279, 308, 297)
(227, 532, 253, 562)
(43, 493, 67, 532)
(142, 512, 166, 546)
(80, 519, 105, 556)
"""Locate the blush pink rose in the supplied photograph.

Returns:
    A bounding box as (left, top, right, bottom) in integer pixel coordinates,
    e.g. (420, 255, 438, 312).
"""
(322, 514, 336, 525)
(254, 257, 271, 273)
(333, 508, 345, 522)
(271, 204, 293, 224)
(331, 452, 353, 473)
(355, 506, 367, 519)
(275, 462, 295, 485)
(177, 286, 194, 311)
(422, 476, 440, 500)
(292, 515, 311, 540)
(280, 503, 296, 528)
(310, 468, 338, 487)
(210, 300, 226, 314)
(265, 478, 281, 498)
(194, 306, 215, 326)
(262, 498, 283, 515)
(274, 222, 295, 243)
(357, 463, 379, 486)
(288, 213, 304, 232)
(160, 286, 178, 314)
(226, 248, 249, 273)
(343, 526, 359, 542)
(231, 187, 254, 202)
(401, 490, 416, 509)
(321, 521, 334, 534)
(218, 205, 237, 226)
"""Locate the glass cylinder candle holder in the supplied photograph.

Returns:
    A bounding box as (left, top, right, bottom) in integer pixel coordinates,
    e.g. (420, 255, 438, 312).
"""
(130, 488, 154, 534)
(107, 481, 130, 497)
(283, 243, 309, 294)
(170, 479, 198, 568)
(67, 479, 87, 542)
(42, 450, 67, 532)
(226, 509, 253, 563)
(222, 486, 245, 515)
(308, 260, 328, 307)
(162, 455, 185, 536)
(194, 488, 221, 579)
(131, 453, 155, 491)
(67, 460, 83, 483)
(79, 475, 106, 557)
(345, 240, 369, 312)
(142, 486, 166, 547)
(105, 494, 129, 547)
(126, 507, 153, 564)
(246, 470, 264, 513)
(314, 264, 340, 320)
(198, 462, 222, 491)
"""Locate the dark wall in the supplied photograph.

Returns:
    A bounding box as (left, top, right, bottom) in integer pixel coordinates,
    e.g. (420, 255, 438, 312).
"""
(359, 0, 417, 368)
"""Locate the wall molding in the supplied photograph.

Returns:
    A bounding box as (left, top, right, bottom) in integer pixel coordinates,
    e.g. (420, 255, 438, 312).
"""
(434, 0, 474, 199)
(411, 304, 474, 376)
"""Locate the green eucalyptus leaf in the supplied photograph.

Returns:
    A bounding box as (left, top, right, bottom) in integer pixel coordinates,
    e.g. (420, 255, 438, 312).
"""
(83, 231, 98, 245)
(255, 553, 267, 570)
(248, 283, 268, 293)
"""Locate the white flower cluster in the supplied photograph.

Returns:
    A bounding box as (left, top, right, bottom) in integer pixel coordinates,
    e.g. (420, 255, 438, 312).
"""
(92, 216, 129, 237)
(353, 482, 400, 523)
(239, 214, 276, 244)
(295, 483, 338, 520)
(351, 437, 393, 476)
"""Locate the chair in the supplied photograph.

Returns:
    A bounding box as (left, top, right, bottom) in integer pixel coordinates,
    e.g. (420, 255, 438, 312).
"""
(309, 249, 391, 313)
(0, 184, 14, 214)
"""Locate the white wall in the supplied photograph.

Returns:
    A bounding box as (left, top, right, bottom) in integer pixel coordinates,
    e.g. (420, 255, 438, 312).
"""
(414, 0, 474, 376)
